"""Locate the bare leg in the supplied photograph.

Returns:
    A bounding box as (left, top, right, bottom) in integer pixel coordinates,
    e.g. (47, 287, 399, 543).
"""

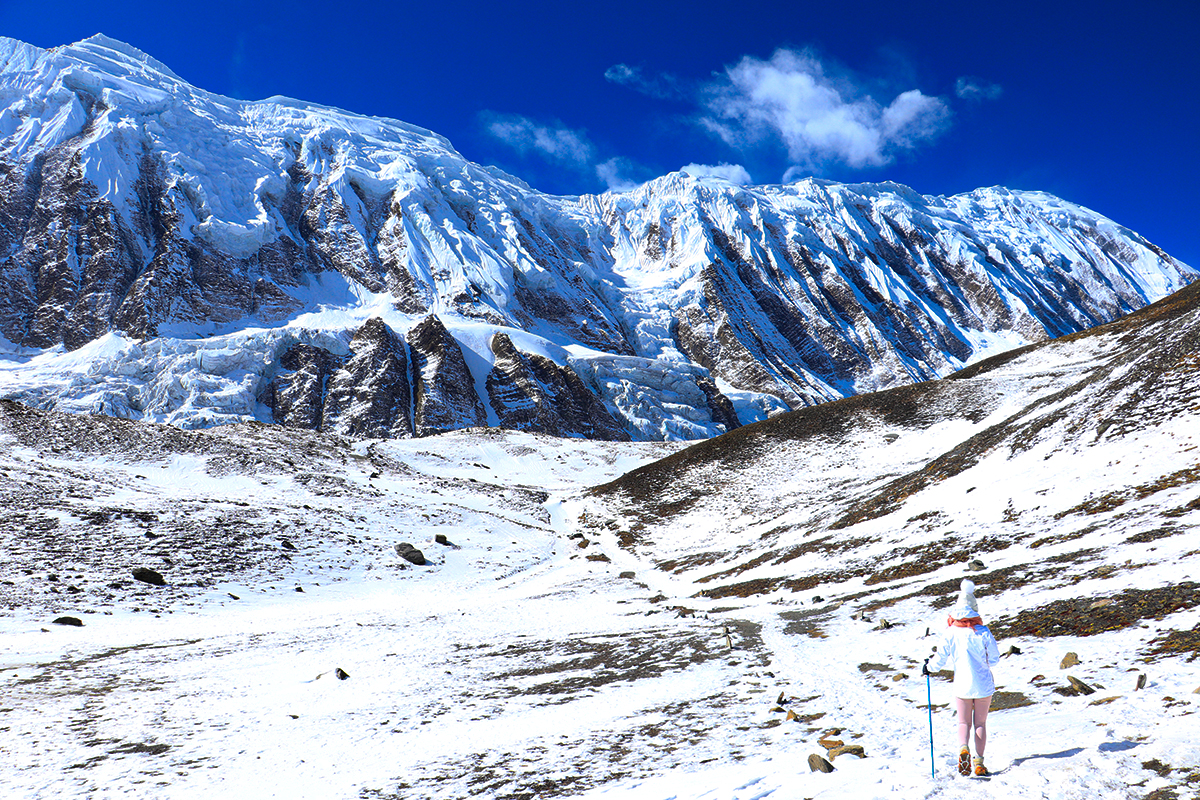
(955, 696, 973, 749)
(973, 696, 992, 756)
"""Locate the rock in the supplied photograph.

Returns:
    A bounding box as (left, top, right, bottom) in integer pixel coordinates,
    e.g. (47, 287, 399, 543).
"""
(786, 709, 798, 722)
(827, 745, 866, 759)
(808, 753, 835, 773)
(280, 539, 297, 551)
(434, 534, 451, 546)
(294, 586, 304, 593)
(968, 559, 985, 571)
(52, 616, 83, 627)
(1061, 652, 1080, 669)
(818, 737, 844, 750)
(812, 596, 824, 603)
(485, 332, 629, 441)
(406, 314, 488, 436)
(1192, 686, 1200, 694)
(322, 317, 414, 438)
(227, 593, 240, 600)
(872, 619, 892, 631)
(777, 691, 786, 705)
(619, 571, 636, 580)
(335, 668, 349, 680)
(395, 543, 426, 566)
(1136, 673, 1147, 691)
(131, 567, 166, 586)
(1001, 644, 1022, 657)
(852, 610, 869, 622)
(1067, 675, 1096, 695)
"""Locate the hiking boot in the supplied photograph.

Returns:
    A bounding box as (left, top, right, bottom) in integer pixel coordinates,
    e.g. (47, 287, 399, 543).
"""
(973, 756, 988, 777)
(957, 747, 971, 776)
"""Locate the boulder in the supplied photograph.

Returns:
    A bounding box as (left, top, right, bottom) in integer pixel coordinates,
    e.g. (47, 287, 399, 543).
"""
(827, 744, 866, 759)
(1066, 675, 1096, 695)
(132, 567, 166, 586)
(968, 559, 985, 571)
(52, 616, 83, 627)
(1136, 673, 1147, 691)
(807, 753, 835, 773)
(395, 543, 426, 566)
(1060, 652, 1080, 669)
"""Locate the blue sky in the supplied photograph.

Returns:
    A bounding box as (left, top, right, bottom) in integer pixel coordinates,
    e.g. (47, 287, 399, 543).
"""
(2, 0, 1198, 267)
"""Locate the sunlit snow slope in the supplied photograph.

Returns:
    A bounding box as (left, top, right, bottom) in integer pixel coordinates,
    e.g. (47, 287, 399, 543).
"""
(0, 34, 1194, 441)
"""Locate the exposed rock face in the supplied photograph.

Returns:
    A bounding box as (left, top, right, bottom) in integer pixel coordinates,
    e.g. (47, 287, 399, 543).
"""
(406, 315, 487, 436)
(263, 344, 346, 430)
(486, 333, 629, 441)
(323, 318, 413, 439)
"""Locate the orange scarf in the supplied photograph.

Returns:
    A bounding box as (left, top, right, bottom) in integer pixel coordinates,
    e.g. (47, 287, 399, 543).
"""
(948, 615, 983, 629)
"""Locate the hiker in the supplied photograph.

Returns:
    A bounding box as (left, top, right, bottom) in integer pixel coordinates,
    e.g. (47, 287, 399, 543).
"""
(922, 578, 1001, 777)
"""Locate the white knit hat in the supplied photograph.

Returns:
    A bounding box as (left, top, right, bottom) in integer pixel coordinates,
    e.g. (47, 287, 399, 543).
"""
(952, 578, 980, 619)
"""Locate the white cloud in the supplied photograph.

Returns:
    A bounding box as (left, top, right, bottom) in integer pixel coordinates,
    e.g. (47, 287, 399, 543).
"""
(604, 63, 685, 100)
(680, 162, 753, 185)
(955, 77, 1003, 102)
(700, 49, 951, 169)
(595, 157, 642, 192)
(484, 114, 595, 167)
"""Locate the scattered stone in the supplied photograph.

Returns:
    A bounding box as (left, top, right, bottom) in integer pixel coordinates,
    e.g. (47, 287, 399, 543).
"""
(294, 586, 304, 593)
(769, 706, 785, 713)
(827, 744, 866, 760)
(786, 709, 798, 722)
(1029, 674, 1046, 684)
(619, 571, 636, 580)
(395, 543, 426, 566)
(990, 691, 1034, 710)
(52, 616, 83, 627)
(1090, 598, 1115, 609)
(1001, 644, 1022, 657)
(1193, 686, 1200, 694)
(1066, 675, 1096, 695)
(335, 668, 349, 680)
(808, 754, 835, 773)
(892, 673, 908, 682)
(1089, 696, 1120, 706)
(812, 596, 824, 603)
(131, 567, 166, 587)
(818, 737, 844, 750)
(852, 610, 869, 621)
(968, 559, 985, 571)
(227, 593, 240, 600)
(434, 534, 451, 546)
(1061, 652, 1080, 669)
(777, 691, 787, 705)
(1136, 673, 1148, 691)
(280, 539, 297, 551)
(872, 619, 892, 631)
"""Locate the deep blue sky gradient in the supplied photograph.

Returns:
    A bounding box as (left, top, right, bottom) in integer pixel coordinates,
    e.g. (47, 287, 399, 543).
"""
(2, 0, 1197, 267)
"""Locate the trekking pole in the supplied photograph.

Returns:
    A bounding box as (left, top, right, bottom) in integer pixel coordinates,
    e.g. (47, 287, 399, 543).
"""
(926, 671, 935, 778)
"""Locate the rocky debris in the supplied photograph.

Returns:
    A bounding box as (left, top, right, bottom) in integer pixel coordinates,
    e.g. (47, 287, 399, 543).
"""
(395, 543, 426, 566)
(131, 567, 166, 586)
(1001, 644, 1022, 657)
(968, 559, 985, 571)
(1136, 673, 1148, 691)
(406, 315, 488, 437)
(807, 753, 835, 773)
(872, 619, 893, 631)
(51, 616, 83, 627)
(335, 668, 349, 680)
(434, 534, 452, 546)
(993, 583, 1200, 640)
(1061, 652, 1081, 669)
(818, 735, 844, 750)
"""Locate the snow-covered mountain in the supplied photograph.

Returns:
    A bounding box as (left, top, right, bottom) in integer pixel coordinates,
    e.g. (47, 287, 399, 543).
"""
(2, 273, 1197, 799)
(0, 34, 1194, 441)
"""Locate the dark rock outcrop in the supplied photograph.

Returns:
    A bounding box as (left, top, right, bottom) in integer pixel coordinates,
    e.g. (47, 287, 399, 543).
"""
(323, 318, 413, 439)
(263, 344, 346, 430)
(131, 566, 166, 586)
(406, 315, 488, 436)
(486, 333, 629, 441)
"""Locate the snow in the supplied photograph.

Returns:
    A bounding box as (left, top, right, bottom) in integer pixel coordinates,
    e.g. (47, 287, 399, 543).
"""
(0, 355, 1197, 800)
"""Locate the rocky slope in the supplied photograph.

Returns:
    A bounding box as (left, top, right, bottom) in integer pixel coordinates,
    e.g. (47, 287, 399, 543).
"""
(0, 34, 1194, 441)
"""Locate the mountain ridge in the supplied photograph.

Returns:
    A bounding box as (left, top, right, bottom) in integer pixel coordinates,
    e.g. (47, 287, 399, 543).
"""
(0, 34, 1194, 442)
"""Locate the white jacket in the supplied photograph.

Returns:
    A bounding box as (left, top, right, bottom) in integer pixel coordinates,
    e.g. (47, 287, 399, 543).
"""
(928, 623, 1001, 699)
